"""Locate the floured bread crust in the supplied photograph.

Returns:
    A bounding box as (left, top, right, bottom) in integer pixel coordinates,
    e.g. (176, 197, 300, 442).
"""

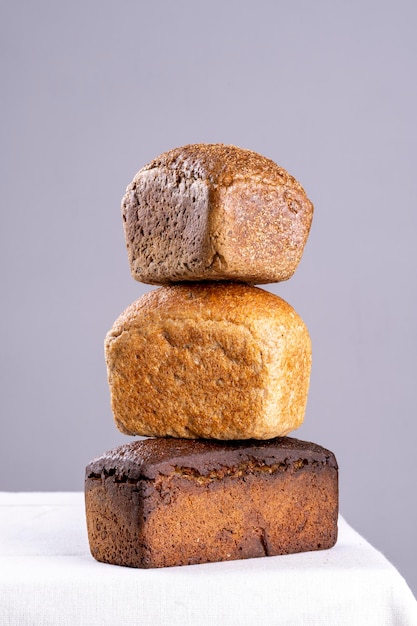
(105, 282, 312, 440)
(121, 144, 313, 285)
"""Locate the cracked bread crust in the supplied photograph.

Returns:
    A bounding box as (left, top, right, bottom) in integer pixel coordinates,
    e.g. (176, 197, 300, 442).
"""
(105, 282, 312, 440)
(85, 436, 338, 568)
(121, 144, 314, 285)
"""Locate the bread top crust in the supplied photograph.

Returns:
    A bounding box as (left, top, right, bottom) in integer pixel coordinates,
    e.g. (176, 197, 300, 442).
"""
(127, 144, 313, 219)
(105, 282, 302, 341)
(86, 436, 338, 482)
(136, 143, 307, 191)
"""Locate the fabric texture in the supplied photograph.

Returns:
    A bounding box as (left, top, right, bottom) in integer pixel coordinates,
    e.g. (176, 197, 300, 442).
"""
(0, 492, 416, 626)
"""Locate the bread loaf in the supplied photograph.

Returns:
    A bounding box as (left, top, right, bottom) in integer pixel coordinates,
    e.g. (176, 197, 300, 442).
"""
(105, 282, 311, 440)
(85, 436, 338, 568)
(121, 144, 313, 285)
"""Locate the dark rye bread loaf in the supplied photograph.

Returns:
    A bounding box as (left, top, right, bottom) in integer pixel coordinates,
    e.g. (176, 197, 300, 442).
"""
(121, 144, 314, 285)
(85, 436, 338, 568)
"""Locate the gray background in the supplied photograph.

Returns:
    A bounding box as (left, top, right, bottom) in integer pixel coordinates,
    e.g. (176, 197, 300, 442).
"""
(1, 0, 416, 598)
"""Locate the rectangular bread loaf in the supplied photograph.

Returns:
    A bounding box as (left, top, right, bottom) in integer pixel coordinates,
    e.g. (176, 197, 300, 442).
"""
(105, 282, 312, 440)
(85, 436, 338, 568)
(121, 144, 314, 285)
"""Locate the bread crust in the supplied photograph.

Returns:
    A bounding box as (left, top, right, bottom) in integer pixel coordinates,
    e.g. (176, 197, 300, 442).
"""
(122, 144, 313, 284)
(105, 282, 312, 440)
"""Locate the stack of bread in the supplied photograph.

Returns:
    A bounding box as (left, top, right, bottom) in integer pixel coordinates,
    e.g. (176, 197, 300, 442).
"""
(85, 144, 338, 568)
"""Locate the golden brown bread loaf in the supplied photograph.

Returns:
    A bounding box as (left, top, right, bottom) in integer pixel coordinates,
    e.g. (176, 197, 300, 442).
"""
(85, 436, 338, 568)
(105, 282, 312, 440)
(121, 144, 314, 285)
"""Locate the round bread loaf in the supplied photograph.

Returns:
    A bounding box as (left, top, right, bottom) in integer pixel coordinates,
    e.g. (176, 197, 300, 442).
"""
(105, 282, 312, 440)
(122, 144, 314, 285)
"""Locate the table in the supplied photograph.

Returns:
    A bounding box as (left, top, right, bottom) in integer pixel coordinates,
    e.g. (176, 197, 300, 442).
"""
(0, 492, 416, 626)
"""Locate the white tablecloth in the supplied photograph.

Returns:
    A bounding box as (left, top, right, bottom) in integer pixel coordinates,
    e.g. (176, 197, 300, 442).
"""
(0, 492, 416, 626)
